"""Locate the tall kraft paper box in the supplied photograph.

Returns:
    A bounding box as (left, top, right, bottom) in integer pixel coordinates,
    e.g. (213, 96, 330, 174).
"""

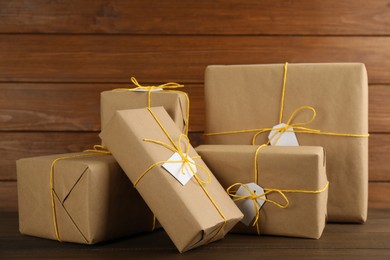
(205, 63, 368, 223)
(100, 107, 243, 252)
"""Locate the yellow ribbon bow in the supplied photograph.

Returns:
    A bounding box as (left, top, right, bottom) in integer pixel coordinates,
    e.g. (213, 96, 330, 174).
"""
(133, 133, 211, 187)
(227, 183, 289, 234)
(251, 105, 318, 145)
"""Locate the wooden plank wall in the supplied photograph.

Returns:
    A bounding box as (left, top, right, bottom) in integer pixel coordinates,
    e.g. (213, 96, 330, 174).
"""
(0, 0, 389, 211)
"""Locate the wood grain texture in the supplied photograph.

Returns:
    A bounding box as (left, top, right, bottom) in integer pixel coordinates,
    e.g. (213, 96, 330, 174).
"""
(1, 35, 390, 84)
(2, 84, 386, 132)
(0, 182, 17, 212)
(0, 83, 204, 132)
(1, 210, 390, 259)
(369, 85, 390, 132)
(2, 248, 390, 260)
(369, 183, 390, 209)
(0, 132, 388, 182)
(0, 83, 106, 131)
(369, 134, 390, 181)
(0, 0, 389, 214)
(0, 0, 390, 35)
(0, 132, 100, 180)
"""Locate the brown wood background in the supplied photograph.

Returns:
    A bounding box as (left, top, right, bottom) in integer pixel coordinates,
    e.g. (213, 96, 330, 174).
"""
(0, 0, 389, 211)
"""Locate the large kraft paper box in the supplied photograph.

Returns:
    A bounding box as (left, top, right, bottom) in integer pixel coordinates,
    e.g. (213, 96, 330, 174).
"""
(101, 89, 189, 134)
(205, 63, 368, 223)
(100, 107, 243, 253)
(17, 153, 155, 244)
(196, 145, 328, 239)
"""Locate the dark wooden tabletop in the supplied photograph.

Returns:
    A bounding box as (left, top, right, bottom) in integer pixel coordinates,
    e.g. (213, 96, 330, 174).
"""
(1, 209, 390, 259)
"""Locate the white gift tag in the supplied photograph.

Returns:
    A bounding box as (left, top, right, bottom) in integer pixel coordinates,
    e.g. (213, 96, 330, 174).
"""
(132, 88, 163, 92)
(162, 152, 195, 186)
(234, 183, 266, 226)
(268, 123, 299, 146)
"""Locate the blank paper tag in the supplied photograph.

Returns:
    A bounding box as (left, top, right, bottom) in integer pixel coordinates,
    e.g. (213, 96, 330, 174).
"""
(268, 123, 299, 146)
(234, 183, 266, 226)
(162, 152, 195, 186)
(132, 88, 163, 92)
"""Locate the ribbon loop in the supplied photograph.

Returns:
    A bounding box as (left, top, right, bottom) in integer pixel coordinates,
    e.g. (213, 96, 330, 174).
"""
(286, 105, 316, 126)
(83, 145, 111, 154)
(227, 183, 290, 227)
(137, 133, 210, 186)
(253, 105, 319, 145)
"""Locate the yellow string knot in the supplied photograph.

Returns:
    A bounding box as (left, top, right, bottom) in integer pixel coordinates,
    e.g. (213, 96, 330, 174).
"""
(226, 183, 289, 235)
(113, 77, 190, 136)
(227, 181, 329, 235)
(134, 133, 210, 186)
(254, 105, 319, 145)
(130, 76, 184, 91)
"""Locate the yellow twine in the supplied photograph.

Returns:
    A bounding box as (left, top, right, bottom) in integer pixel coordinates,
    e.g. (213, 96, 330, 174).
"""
(205, 62, 369, 143)
(227, 145, 329, 235)
(133, 135, 209, 187)
(50, 145, 111, 242)
(133, 107, 227, 243)
(227, 182, 329, 235)
(50, 145, 158, 242)
(279, 62, 288, 124)
(114, 77, 190, 136)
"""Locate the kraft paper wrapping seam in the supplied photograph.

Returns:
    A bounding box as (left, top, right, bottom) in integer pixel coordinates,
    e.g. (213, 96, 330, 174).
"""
(114, 77, 190, 136)
(49, 145, 157, 242)
(226, 144, 329, 235)
(205, 62, 369, 144)
(133, 107, 227, 244)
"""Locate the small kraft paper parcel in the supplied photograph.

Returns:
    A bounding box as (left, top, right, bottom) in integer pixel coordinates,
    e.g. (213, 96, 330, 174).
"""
(204, 63, 368, 223)
(100, 107, 243, 253)
(101, 77, 189, 135)
(17, 148, 156, 244)
(196, 145, 328, 239)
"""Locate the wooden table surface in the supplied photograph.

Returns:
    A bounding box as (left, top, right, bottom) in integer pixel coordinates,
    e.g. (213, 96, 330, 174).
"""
(1, 209, 390, 259)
